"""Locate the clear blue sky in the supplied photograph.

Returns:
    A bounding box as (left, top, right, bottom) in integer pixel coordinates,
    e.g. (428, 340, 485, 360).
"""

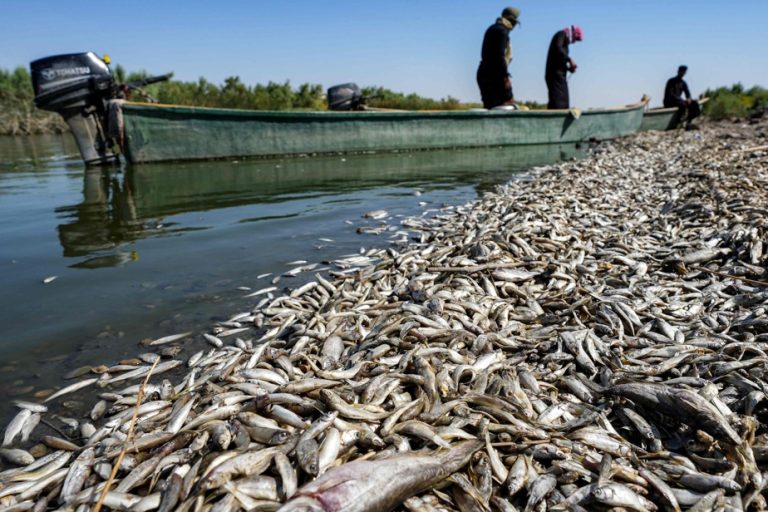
(2, 1, 766, 108)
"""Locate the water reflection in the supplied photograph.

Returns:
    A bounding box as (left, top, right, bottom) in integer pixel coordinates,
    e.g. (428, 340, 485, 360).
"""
(0, 134, 78, 171)
(57, 171, 140, 261)
(56, 144, 584, 267)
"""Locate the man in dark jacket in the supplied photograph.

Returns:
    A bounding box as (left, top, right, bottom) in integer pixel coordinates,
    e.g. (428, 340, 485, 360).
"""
(664, 65, 700, 129)
(477, 7, 520, 109)
(545, 26, 582, 109)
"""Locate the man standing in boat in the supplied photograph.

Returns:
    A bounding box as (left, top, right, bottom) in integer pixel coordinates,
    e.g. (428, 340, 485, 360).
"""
(476, 7, 520, 109)
(545, 25, 583, 109)
(664, 65, 701, 130)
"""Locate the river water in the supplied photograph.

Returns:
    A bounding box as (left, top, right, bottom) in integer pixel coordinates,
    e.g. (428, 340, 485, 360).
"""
(0, 135, 584, 424)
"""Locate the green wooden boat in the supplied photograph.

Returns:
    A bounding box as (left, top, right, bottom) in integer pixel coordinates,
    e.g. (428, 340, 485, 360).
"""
(118, 96, 649, 164)
(640, 97, 709, 131)
(29, 53, 647, 166)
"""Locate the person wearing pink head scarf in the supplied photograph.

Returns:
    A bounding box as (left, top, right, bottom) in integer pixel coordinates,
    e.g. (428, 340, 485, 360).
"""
(545, 25, 583, 109)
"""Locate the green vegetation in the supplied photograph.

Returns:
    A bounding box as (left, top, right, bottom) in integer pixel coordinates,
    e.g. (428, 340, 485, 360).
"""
(0, 67, 67, 135)
(361, 86, 543, 111)
(703, 84, 768, 120)
(124, 71, 476, 111)
(120, 66, 328, 110)
(362, 86, 470, 110)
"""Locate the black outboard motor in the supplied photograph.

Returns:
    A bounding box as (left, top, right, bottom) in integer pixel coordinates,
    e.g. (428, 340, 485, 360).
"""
(327, 83, 364, 111)
(31, 52, 118, 166)
(31, 52, 171, 166)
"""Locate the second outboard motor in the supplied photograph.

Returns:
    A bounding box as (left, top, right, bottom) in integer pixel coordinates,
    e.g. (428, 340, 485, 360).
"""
(327, 83, 364, 111)
(31, 52, 118, 166)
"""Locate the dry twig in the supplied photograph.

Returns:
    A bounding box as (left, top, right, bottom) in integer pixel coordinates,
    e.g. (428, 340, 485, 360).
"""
(92, 358, 160, 512)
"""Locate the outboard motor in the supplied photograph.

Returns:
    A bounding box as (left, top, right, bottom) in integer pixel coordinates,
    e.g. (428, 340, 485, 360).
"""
(327, 83, 364, 111)
(31, 52, 171, 166)
(31, 52, 118, 166)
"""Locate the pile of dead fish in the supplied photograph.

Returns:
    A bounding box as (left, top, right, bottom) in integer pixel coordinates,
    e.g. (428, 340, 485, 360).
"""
(2, 120, 768, 511)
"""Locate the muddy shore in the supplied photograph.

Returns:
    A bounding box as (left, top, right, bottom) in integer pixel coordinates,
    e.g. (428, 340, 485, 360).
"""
(2, 119, 768, 510)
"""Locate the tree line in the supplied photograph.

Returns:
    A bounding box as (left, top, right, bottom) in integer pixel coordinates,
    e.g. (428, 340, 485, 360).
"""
(1, 64, 765, 135)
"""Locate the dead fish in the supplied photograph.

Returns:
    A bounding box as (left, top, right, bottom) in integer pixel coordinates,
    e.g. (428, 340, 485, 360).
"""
(3, 410, 32, 446)
(44, 378, 99, 403)
(59, 447, 95, 504)
(245, 286, 278, 298)
(203, 333, 224, 348)
(198, 448, 277, 491)
(0, 448, 35, 466)
(279, 440, 481, 512)
(592, 482, 657, 512)
(363, 210, 388, 220)
(13, 401, 48, 413)
(143, 331, 193, 346)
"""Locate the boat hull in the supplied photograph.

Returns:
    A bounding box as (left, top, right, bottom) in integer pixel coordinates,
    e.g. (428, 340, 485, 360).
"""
(640, 107, 683, 132)
(120, 98, 648, 164)
(640, 98, 708, 132)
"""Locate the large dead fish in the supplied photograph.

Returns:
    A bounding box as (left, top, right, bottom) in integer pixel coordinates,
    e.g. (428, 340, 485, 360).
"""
(278, 440, 481, 512)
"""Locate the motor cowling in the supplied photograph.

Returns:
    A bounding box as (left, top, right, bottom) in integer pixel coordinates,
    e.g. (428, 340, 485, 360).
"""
(30, 52, 118, 166)
(327, 83, 363, 111)
(31, 52, 113, 110)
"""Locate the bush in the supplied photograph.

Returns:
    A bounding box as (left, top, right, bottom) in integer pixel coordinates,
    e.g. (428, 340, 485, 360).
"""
(706, 92, 748, 120)
(362, 86, 466, 110)
(703, 84, 768, 120)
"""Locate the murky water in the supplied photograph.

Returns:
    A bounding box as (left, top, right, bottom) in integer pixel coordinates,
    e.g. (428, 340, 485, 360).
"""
(0, 134, 585, 423)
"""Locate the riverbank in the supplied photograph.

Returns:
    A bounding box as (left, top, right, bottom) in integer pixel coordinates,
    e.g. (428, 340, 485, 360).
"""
(0, 109, 67, 136)
(2, 120, 767, 510)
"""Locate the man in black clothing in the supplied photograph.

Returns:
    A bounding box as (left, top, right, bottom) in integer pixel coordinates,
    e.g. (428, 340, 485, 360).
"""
(477, 7, 520, 109)
(545, 25, 582, 109)
(664, 65, 700, 129)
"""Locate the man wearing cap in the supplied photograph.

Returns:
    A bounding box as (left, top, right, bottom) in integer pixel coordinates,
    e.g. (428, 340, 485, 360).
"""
(545, 25, 583, 109)
(664, 65, 700, 129)
(476, 7, 520, 109)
